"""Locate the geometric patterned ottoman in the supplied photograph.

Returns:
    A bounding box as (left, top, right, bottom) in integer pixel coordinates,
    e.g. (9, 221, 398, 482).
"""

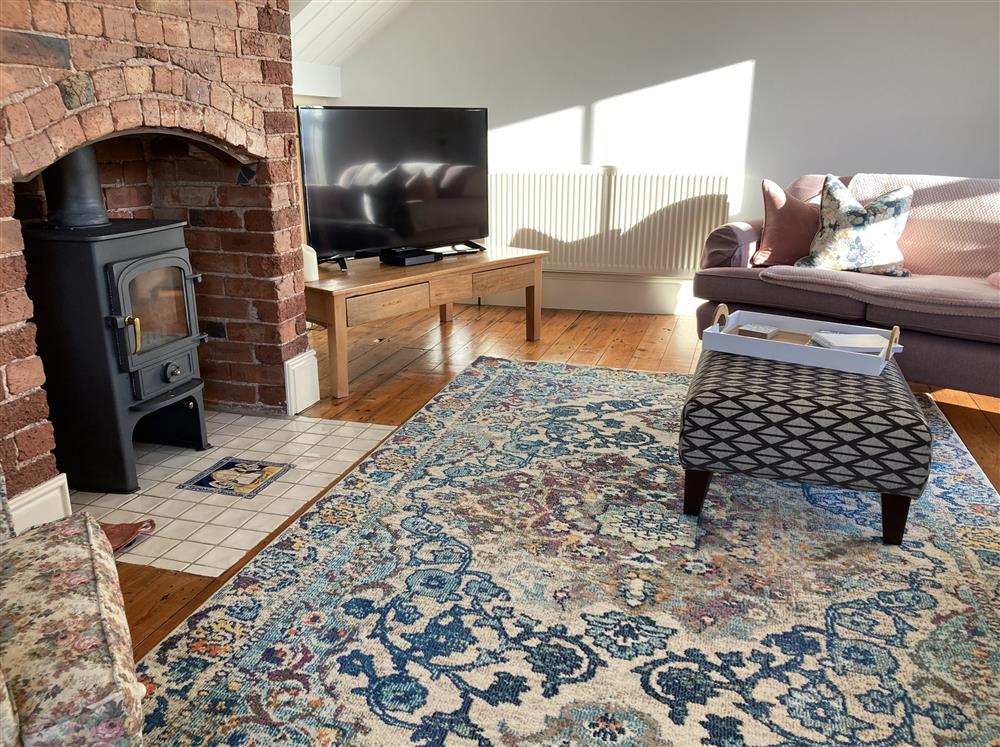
(678, 350, 932, 544)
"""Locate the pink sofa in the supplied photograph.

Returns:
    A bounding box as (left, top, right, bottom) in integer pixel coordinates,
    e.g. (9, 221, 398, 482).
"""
(694, 174, 1000, 396)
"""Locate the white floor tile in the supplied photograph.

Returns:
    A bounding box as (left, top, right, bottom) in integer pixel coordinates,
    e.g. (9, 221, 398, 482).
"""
(207, 411, 241, 424)
(101, 509, 145, 525)
(162, 540, 214, 563)
(271, 442, 311, 457)
(232, 494, 274, 513)
(90, 493, 137, 509)
(306, 421, 341, 434)
(169, 468, 200, 483)
(214, 507, 256, 528)
(117, 551, 149, 564)
(187, 524, 235, 545)
(149, 557, 189, 571)
(253, 439, 286, 453)
(259, 481, 292, 497)
(69, 491, 104, 504)
(122, 495, 166, 514)
(336, 424, 368, 437)
(213, 424, 252, 436)
(129, 535, 180, 558)
(244, 426, 280, 439)
(279, 421, 315, 433)
(241, 512, 286, 533)
(221, 528, 269, 550)
(318, 435, 351, 448)
(184, 563, 222, 577)
(303, 445, 335, 459)
(280, 484, 321, 501)
(297, 472, 337, 488)
(146, 482, 181, 499)
(234, 415, 266, 426)
(138, 465, 179, 482)
(337, 448, 370, 462)
(155, 519, 201, 540)
(238, 450, 272, 460)
(198, 492, 243, 508)
(224, 437, 261, 450)
(263, 497, 305, 516)
(291, 432, 325, 445)
(197, 546, 246, 569)
(161, 454, 201, 469)
(311, 459, 355, 475)
(263, 429, 296, 443)
(150, 498, 199, 519)
(179, 503, 226, 523)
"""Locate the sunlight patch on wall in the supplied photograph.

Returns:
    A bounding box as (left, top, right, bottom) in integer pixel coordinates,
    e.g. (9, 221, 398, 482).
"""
(590, 60, 754, 214)
(489, 106, 585, 169)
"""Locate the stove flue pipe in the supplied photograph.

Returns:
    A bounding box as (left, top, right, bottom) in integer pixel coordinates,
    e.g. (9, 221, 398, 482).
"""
(41, 145, 110, 228)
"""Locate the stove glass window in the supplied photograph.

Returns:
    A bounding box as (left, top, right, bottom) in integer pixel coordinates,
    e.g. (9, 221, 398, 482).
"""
(128, 265, 189, 352)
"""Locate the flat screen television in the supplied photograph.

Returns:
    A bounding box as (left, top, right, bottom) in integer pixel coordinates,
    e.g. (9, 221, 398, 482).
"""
(297, 106, 488, 263)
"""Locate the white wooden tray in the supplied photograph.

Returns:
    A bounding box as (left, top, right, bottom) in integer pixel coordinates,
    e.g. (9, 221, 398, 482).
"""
(702, 304, 902, 376)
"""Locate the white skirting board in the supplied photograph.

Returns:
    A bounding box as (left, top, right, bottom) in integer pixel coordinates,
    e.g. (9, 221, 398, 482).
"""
(9, 472, 71, 533)
(284, 348, 321, 416)
(479, 271, 701, 315)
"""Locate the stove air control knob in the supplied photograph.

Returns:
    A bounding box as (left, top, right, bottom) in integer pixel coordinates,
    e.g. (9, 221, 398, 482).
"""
(165, 362, 182, 382)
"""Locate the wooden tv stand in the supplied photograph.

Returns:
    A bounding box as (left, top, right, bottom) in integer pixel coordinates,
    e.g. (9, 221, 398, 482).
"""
(304, 247, 548, 398)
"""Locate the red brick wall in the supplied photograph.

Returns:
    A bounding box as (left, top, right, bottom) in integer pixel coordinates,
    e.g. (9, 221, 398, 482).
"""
(0, 0, 306, 497)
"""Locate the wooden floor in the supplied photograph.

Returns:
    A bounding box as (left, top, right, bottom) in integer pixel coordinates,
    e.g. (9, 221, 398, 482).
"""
(119, 304, 1000, 659)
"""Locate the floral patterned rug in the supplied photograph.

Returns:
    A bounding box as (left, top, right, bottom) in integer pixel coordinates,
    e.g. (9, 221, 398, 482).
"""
(138, 357, 1000, 746)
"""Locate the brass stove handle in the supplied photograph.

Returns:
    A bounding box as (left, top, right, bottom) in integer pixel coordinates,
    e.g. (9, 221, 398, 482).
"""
(125, 315, 142, 354)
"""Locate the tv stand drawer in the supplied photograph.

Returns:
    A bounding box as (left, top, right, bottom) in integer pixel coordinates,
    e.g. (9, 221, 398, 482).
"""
(347, 283, 430, 326)
(429, 274, 473, 305)
(472, 263, 536, 296)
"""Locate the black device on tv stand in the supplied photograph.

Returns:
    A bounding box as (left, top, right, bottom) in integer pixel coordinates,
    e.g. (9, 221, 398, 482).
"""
(322, 242, 485, 272)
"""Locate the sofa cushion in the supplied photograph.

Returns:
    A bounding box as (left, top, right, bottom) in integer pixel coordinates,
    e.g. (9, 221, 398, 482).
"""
(750, 179, 819, 267)
(795, 175, 911, 276)
(760, 266, 1000, 313)
(693, 267, 867, 319)
(867, 305, 1000, 344)
(848, 174, 1000, 277)
(0, 512, 144, 746)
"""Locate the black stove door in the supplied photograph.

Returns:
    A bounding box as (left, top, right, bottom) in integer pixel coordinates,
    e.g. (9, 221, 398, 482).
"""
(109, 250, 200, 375)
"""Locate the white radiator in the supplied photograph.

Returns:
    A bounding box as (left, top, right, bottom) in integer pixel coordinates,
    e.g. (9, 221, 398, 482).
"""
(488, 168, 729, 276)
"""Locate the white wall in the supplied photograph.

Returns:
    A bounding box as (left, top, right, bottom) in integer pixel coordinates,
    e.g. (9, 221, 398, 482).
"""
(337, 0, 1000, 219)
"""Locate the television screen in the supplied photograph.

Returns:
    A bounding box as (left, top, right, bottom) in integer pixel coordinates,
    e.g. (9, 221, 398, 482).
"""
(297, 107, 488, 260)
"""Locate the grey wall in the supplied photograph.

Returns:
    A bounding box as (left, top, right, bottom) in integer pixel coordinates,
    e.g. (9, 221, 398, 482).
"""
(338, 0, 1000, 218)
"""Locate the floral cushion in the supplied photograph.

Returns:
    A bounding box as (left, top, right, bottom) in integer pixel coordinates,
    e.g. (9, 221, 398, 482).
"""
(0, 512, 144, 746)
(1, 666, 18, 746)
(795, 174, 912, 276)
(0, 475, 15, 542)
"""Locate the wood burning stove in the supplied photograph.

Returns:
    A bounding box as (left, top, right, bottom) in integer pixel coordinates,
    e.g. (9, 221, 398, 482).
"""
(22, 145, 209, 494)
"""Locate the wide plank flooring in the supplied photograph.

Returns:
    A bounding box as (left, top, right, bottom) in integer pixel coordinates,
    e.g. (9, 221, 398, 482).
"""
(120, 305, 1000, 660)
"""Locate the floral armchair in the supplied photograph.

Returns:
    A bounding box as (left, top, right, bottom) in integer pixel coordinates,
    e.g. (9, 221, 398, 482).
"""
(0, 474, 145, 746)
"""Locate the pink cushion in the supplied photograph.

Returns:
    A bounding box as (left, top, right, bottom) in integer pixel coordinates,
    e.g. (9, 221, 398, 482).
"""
(989, 272, 1000, 288)
(749, 179, 820, 267)
(847, 174, 1000, 277)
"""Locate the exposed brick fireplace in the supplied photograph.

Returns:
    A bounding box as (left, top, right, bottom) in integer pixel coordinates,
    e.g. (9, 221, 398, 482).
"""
(0, 0, 308, 498)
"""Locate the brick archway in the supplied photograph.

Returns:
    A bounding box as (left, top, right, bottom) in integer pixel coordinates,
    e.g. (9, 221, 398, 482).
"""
(0, 0, 306, 498)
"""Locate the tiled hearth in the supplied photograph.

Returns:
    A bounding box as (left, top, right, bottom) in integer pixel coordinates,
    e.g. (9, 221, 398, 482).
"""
(69, 410, 393, 577)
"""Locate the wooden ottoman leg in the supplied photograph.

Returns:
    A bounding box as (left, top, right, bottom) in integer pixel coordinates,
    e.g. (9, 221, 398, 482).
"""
(880, 494, 912, 545)
(684, 469, 712, 516)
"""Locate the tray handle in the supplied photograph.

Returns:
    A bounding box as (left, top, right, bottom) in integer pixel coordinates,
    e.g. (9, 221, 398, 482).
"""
(883, 326, 900, 361)
(712, 303, 730, 330)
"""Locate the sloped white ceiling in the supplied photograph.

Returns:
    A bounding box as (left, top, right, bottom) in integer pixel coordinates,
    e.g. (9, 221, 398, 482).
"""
(291, 0, 411, 67)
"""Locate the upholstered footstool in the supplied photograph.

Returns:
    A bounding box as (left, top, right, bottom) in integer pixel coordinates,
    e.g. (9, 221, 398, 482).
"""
(678, 350, 932, 544)
(0, 476, 145, 746)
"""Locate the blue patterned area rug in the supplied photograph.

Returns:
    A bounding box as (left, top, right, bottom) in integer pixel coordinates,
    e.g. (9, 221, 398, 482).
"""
(138, 357, 999, 746)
